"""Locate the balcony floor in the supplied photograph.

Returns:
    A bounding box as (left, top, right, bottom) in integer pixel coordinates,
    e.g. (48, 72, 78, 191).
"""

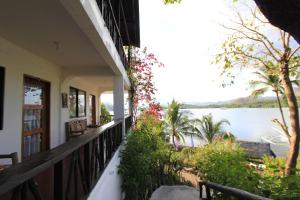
(150, 185, 204, 200)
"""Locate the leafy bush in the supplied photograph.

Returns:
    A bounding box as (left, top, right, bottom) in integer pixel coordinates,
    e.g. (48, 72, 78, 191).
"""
(195, 142, 261, 197)
(260, 156, 300, 199)
(194, 142, 300, 199)
(100, 103, 112, 125)
(119, 113, 182, 200)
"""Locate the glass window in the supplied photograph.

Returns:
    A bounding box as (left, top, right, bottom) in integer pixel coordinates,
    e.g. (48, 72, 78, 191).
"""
(69, 87, 86, 118)
(69, 88, 77, 118)
(78, 90, 86, 117)
(24, 84, 43, 105)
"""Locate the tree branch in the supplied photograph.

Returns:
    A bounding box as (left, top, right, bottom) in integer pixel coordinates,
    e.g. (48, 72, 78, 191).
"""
(235, 12, 283, 58)
(272, 118, 291, 143)
(288, 46, 300, 60)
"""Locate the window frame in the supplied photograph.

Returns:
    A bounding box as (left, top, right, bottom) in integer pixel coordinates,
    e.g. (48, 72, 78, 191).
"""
(69, 87, 86, 118)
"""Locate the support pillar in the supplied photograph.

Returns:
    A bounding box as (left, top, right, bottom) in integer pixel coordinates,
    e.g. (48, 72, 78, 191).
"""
(113, 76, 125, 137)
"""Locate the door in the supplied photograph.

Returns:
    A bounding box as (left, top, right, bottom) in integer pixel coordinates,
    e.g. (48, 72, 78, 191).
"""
(22, 76, 50, 159)
(89, 95, 96, 126)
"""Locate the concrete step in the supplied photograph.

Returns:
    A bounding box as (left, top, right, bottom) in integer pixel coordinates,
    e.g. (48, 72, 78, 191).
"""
(150, 185, 205, 200)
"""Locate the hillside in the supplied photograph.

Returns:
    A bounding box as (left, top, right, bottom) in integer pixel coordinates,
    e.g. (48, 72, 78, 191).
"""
(182, 96, 300, 109)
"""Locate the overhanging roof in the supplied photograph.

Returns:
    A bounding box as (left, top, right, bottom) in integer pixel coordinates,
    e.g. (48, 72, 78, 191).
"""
(254, 0, 300, 44)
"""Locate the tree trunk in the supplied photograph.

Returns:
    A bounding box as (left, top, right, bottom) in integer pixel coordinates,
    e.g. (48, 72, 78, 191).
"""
(172, 134, 176, 149)
(275, 91, 288, 128)
(280, 62, 300, 176)
(274, 91, 290, 142)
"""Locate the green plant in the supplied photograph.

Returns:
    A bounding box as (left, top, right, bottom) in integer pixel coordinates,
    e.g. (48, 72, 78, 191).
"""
(195, 142, 261, 198)
(100, 103, 112, 125)
(164, 99, 197, 149)
(119, 113, 183, 200)
(259, 156, 300, 199)
(198, 114, 231, 143)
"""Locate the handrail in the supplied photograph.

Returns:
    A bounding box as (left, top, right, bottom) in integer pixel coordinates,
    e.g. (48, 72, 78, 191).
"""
(0, 119, 124, 197)
(95, 0, 129, 70)
(199, 181, 271, 200)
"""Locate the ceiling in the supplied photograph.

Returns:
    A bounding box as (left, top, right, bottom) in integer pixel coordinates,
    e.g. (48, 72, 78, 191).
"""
(0, 0, 113, 74)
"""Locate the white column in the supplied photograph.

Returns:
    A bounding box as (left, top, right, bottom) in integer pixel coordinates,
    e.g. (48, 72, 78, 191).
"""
(113, 76, 125, 135)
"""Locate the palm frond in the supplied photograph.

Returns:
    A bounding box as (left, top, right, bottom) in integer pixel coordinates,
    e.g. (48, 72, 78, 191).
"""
(250, 87, 268, 99)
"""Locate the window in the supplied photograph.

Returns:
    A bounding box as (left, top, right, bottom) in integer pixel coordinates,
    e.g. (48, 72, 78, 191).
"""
(69, 87, 86, 118)
(0, 67, 4, 130)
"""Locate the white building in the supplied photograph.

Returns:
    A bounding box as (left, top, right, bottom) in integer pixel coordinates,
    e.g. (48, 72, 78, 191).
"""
(0, 0, 139, 199)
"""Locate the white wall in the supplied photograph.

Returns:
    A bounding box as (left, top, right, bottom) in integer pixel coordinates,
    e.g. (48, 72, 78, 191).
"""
(0, 36, 62, 160)
(0, 36, 119, 162)
(60, 76, 101, 143)
(88, 146, 123, 200)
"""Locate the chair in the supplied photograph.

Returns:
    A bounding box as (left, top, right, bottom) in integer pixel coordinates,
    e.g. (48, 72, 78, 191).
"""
(0, 152, 18, 166)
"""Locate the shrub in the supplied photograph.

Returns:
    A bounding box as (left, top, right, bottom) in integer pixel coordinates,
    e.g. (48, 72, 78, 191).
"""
(119, 113, 180, 200)
(260, 156, 300, 199)
(195, 142, 261, 197)
(100, 103, 112, 125)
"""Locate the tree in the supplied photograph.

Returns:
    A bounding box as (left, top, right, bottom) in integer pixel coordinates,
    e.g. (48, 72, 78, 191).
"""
(128, 47, 164, 123)
(164, 99, 196, 149)
(164, 0, 181, 4)
(198, 114, 230, 144)
(250, 68, 300, 142)
(249, 68, 289, 140)
(214, 4, 300, 176)
(100, 103, 112, 125)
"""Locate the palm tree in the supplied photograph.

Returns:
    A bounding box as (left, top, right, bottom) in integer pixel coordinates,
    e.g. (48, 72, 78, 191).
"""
(198, 114, 230, 144)
(249, 68, 299, 142)
(164, 99, 196, 149)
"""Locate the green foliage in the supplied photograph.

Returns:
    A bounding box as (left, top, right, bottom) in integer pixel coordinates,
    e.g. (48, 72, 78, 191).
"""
(260, 156, 300, 199)
(163, 0, 181, 4)
(100, 103, 112, 125)
(119, 113, 185, 200)
(136, 110, 164, 139)
(198, 114, 231, 143)
(195, 142, 261, 197)
(193, 142, 300, 199)
(164, 99, 198, 148)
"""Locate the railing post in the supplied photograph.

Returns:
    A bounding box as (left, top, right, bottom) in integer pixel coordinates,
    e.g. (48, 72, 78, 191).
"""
(199, 182, 203, 199)
(206, 185, 211, 200)
(54, 161, 65, 200)
(84, 142, 91, 191)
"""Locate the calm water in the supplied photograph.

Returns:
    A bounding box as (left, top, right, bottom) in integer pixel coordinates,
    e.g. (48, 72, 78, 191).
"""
(180, 108, 291, 156)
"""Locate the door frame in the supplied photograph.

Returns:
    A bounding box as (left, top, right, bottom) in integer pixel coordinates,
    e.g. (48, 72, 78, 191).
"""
(22, 75, 50, 159)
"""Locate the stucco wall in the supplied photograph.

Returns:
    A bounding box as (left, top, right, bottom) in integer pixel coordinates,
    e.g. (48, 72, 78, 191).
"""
(60, 76, 100, 143)
(88, 146, 123, 200)
(0, 36, 102, 160)
(0, 36, 62, 160)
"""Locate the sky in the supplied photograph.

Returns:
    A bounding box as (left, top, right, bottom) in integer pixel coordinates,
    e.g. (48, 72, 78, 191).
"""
(139, 0, 258, 104)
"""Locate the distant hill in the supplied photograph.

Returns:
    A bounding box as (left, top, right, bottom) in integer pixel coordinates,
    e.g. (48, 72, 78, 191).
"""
(182, 96, 299, 109)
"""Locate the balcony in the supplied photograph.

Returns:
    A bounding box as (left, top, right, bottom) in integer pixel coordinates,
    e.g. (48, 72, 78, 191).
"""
(95, 0, 140, 70)
(95, 0, 128, 70)
(0, 116, 132, 200)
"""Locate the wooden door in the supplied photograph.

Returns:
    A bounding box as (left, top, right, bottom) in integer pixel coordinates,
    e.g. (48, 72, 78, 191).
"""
(89, 95, 96, 126)
(22, 76, 50, 159)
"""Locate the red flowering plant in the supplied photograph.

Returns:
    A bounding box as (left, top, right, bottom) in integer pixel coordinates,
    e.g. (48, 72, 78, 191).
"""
(127, 47, 164, 123)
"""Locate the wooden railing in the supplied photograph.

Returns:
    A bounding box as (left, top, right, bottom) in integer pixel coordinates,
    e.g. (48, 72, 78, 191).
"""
(199, 181, 270, 200)
(0, 118, 129, 200)
(95, 0, 129, 70)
